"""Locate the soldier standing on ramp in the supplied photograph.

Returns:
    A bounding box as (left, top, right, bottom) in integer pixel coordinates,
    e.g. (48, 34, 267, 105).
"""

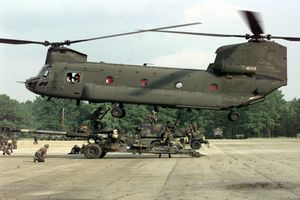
(33, 144, 49, 162)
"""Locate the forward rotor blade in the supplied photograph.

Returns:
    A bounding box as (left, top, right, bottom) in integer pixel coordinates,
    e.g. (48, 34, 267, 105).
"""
(240, 10, 264, 35)
(67, 22, 201, 45)
(271, 36, 300, 41)
(150, 30, 246, 38)
(0, 38, 48, 46)
(0, 22, 200, 47)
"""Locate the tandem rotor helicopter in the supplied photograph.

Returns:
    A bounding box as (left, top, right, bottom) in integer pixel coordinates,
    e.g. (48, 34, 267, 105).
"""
(1, 11, 299, 121)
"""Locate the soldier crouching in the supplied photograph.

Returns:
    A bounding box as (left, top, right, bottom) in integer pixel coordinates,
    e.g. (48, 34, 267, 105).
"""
(3, 142, 13, 155)
(68, 145, 81, 154)
(33, 144, 49, 162)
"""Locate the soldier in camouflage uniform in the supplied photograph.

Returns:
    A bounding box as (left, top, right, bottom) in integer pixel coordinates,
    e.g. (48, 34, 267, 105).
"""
(12, 137, 18, 149)
(68, 145, 81, 154)
(0, 136, 4, 152)
(2, 142, 13, 155)
(33, 136, 38, 144)
(159, 121, 174, 158)
(91, 107, 107, 130)
(161, 121, 175, 145)
(148, 110, 158, 125)
(185, 122, 197, 142)
(33, 144, 49, 162)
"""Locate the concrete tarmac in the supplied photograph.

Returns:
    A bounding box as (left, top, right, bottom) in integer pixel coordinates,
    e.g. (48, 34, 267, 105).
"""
(0, 139, 300, 200)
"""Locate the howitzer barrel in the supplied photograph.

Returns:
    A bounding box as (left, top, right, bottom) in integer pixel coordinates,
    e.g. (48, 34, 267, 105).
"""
(10, 128, 108, 139)
(19, 129, 68, 135)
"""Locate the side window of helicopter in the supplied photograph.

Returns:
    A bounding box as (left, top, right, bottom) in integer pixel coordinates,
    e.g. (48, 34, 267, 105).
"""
(66, 72, 80, 83)
(43, 68, 51, 77)
(38, 65, 51, 77)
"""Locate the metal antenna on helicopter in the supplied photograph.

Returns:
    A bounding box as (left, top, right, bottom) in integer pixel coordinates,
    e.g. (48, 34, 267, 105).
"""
(0, 22, 201, 48)
(148, 10, 300, 42)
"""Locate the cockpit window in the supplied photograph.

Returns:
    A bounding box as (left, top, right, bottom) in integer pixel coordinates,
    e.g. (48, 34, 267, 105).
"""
(38, 65, 51, 77)
(43, 69, 51, 77)
(66, 72, 80, 83)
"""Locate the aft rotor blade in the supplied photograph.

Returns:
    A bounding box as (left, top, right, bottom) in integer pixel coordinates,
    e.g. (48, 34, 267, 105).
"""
(0, 38, 48, 46)
(240, 10, 264, 35)
(150, 30, 246, 38)
(67, 22, 201, 45)
(271, 36, 300, 41)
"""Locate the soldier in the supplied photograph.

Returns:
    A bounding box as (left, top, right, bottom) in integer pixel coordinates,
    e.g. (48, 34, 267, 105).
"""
(33, 144, 49, 162)
(12, 137, 18, 149)
(68, 145, 81, 154)
(0, 136, 4, 151)
(74, 73, 80, 82)
(33, 136, 38, 144)
(185, 122, 197, 142)
(159, 121, 174, 158)
(161, 121, 175, 145)
(91, 107, 105, 130)
(3, 142, 13, 155)
(1, 137, 9, 154)
(148, 110, 158, 125)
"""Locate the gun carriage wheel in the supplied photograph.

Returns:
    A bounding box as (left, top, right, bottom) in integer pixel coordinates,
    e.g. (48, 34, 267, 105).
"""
(83, 143, 103, 159)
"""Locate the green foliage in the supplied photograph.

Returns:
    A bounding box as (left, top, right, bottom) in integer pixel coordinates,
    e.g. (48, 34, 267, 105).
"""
(1, 90, 300, 138)
(0, 95, 31, 128)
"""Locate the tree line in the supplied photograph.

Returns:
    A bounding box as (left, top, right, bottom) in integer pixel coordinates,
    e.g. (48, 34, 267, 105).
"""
(0, 90, 299, 138)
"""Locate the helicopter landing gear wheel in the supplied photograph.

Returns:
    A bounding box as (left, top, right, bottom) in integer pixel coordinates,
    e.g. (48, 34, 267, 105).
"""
(228, 111, 240, 122)
(111, 103, 126, 118)
(83, 143, 102, 159)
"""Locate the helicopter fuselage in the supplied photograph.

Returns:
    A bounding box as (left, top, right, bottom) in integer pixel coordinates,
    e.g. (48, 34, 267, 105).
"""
(25, 40, 287, 111)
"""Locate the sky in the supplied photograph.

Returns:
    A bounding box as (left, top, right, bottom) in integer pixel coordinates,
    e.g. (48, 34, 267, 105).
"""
(1, 0, 300, 102)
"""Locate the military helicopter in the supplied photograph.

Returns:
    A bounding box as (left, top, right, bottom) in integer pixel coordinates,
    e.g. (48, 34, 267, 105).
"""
(1, 11, 299, 121)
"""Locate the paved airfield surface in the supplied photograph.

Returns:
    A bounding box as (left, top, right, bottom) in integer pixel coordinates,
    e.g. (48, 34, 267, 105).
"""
(0, 139, 300, 200)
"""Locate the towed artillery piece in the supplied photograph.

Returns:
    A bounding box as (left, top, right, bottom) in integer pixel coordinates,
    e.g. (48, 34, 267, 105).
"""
(10, 124, 208, 159)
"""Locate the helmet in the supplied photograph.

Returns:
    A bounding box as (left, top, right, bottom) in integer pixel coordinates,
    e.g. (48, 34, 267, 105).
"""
(112, 129, 119, 139)
(44, 144, 49, 148)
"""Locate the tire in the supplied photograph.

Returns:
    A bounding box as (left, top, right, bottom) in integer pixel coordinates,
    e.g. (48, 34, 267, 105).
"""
(111, 106, 126, 118)
(83, 143, 102, 159)
(191, 140, 201, 150)
(228, 111, 240, 122)
(99, 151, 107, 158)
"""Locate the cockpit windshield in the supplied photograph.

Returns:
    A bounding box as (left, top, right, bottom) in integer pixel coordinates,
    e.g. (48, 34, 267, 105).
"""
(38, 65, 52, 77)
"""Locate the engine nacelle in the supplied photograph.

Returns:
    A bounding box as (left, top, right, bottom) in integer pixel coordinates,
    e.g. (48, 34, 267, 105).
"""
(213, 62, 256, 75)
(210, 41, 287, 82)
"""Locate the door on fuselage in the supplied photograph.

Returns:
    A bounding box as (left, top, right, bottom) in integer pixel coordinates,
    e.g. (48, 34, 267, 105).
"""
(63, 71, 83, 98)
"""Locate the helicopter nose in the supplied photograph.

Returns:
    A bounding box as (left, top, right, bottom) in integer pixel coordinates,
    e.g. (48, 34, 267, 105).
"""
(25, 78, 38, 92)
